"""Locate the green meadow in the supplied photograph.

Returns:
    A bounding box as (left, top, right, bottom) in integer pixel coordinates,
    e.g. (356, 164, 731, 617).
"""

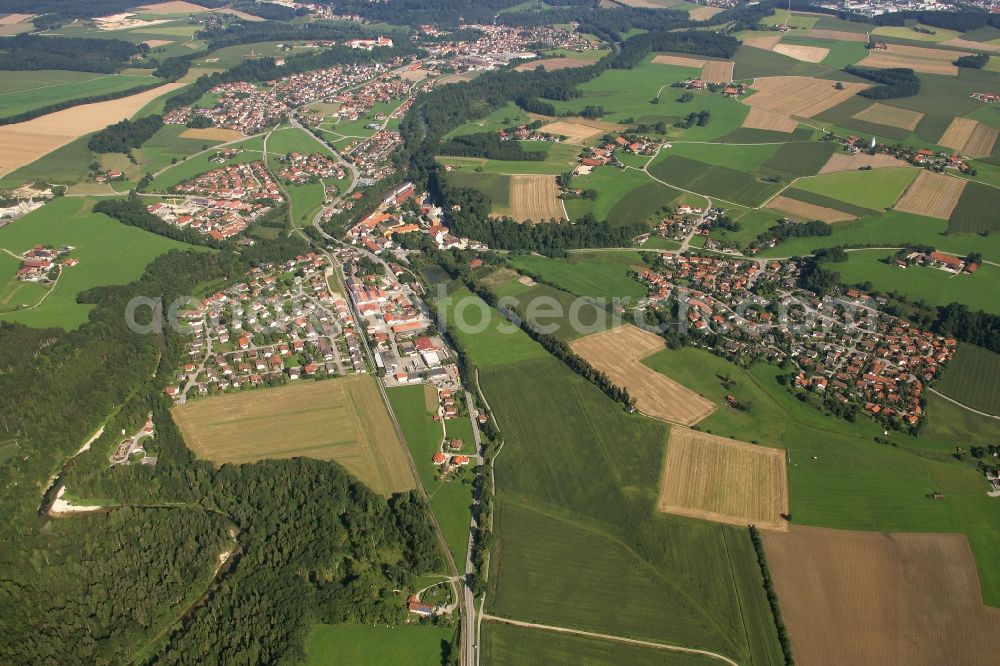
(443, 171, 511, 216)
(437, 141, 580, 176)
(305, 623, 454, 666)
(833, 249, 1000, 314)
(790, 167, 919, 210)
(388, 384, 474, 568)
(935, 344, 1000, 416)
(0, 197, 198, 329)
(510, 251, 647, 300)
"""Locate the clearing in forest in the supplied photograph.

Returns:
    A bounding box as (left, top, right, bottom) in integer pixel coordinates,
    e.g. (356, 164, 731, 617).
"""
(508, 175, 565, 222)
(763, 526, 1000, 666)
(570, 325, 717, 425)
(743, 76, 867, 118)
(657, 426, 789, 531)
(892, 170, 967, 220)
(852, 102, 924, 131)
(172, 375, 416, 495)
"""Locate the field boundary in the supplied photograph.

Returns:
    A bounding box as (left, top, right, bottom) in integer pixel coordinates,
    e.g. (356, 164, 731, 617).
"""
(482, 614, 740, 666)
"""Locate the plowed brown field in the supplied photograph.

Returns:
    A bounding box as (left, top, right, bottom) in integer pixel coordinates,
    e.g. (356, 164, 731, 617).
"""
(570, 325, 717, 425)
(892, 170, 966, 219)
(657, 426, 788, 530)
(763, 526, 1000, 666)
(819, 152, 910, 174)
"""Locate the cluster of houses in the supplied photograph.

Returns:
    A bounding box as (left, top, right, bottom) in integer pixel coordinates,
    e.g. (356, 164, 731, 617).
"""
(164, 253, 363, 401)
(347, 182, 487, 254)
(971, 92, 1000, 104)
(344, 129, 402, 181)
(888, 250, 979, 274)
(421, 22, 594, 71)
(683, 79, 746, 98)
(163, 60, 402, 134)
(837, 133, 973, 173)
(275, 151, 344, 184)
(637, 252, 956, 428)
(576, 135, 665, 174)
(109, 414, 156, 466)
(148, 161, 282, 241)
(15, 245, 77, 283)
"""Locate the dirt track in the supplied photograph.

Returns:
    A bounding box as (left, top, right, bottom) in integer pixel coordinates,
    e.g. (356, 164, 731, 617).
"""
(764, 525, 1000, 666)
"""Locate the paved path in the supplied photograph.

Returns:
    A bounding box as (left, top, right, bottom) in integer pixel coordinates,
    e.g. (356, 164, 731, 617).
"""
(481, 615, 741, 666)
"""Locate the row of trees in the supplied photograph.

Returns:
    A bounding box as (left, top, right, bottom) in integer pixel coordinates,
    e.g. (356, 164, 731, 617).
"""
(749, 526, 795, 665)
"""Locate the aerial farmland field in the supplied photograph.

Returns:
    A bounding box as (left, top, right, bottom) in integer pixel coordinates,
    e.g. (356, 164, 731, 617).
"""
(172, 376, 416, 495)
(935, 343, 1000, 416)
(948, 180, 1000, 234)
(510, 251, 648, 300)
(0, 71, 155, 119)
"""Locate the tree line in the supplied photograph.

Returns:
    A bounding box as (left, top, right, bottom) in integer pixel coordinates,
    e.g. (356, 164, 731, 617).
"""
(749, 526, 795, 665)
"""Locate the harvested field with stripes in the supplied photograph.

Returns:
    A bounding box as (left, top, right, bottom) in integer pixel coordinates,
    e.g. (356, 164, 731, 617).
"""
(571, 325, 717, 425)
(688, 5, 724, 20)
(768, 195, 856, 222)
(657, 426, 789, 531)
(892, 170, 966, 220)
(853, 102, 924, 131)
(763, 526, 1000, 666)
(744, 76, 868, 118)
(539, 118, 621, 144)
(701, 60, 735, 83)
(860, 45, 968, 76)
(772, 43, 829, 63)
(741, 107, 798, 132)
(508, 175, 565, 222)
(938, 117, 999, 156)
(818, 151, 909, 174)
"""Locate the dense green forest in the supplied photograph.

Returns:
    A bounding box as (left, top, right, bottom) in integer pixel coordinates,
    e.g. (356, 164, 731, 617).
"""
(844, 65, 920, 99)
(0, 34, 146, 73)
(89, 116, 164, 154)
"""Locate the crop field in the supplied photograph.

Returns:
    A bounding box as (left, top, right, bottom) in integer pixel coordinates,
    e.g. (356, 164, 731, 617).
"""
(772, 43, 828, 63)
(742, 33, 783, 50)
(0, 72, 157, 120)
(477, 350, 782, 663)
(744, 76, 868, 118)
(859, 51, 960, 76)
(510, 251, 648, 300)
(948, 180, 1000, 234)
(172, 376, 416, 495)
(763, 526, 1000, 666)
(934, 344, 1000, 416)
(852, 102, 924, 131)
(481, 621, 709, 666)
(538, 118, 620, 144)
(760, 141, 838, 177)
(792, 167, 918, 210)
(938, 117, 999, 156)
(570, 325, 717, 425)
(658, 426, 788, 531)
(0, 197, 196, 329)
(701, 60, 735, 83)
(0, 80, 184, 179)
(649, 154, 782, 206)
(807, 28, 868, 41)
(651, 54, 705, 68)
(305, 623, 453, 666)
(767, 194, 855, 222)
(508, 175, 565, 222)
(892, 170, 967, 220)
(436, 142, 580, 175)
(740, 107, 797, 132)
(818, 151, 909, 174)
